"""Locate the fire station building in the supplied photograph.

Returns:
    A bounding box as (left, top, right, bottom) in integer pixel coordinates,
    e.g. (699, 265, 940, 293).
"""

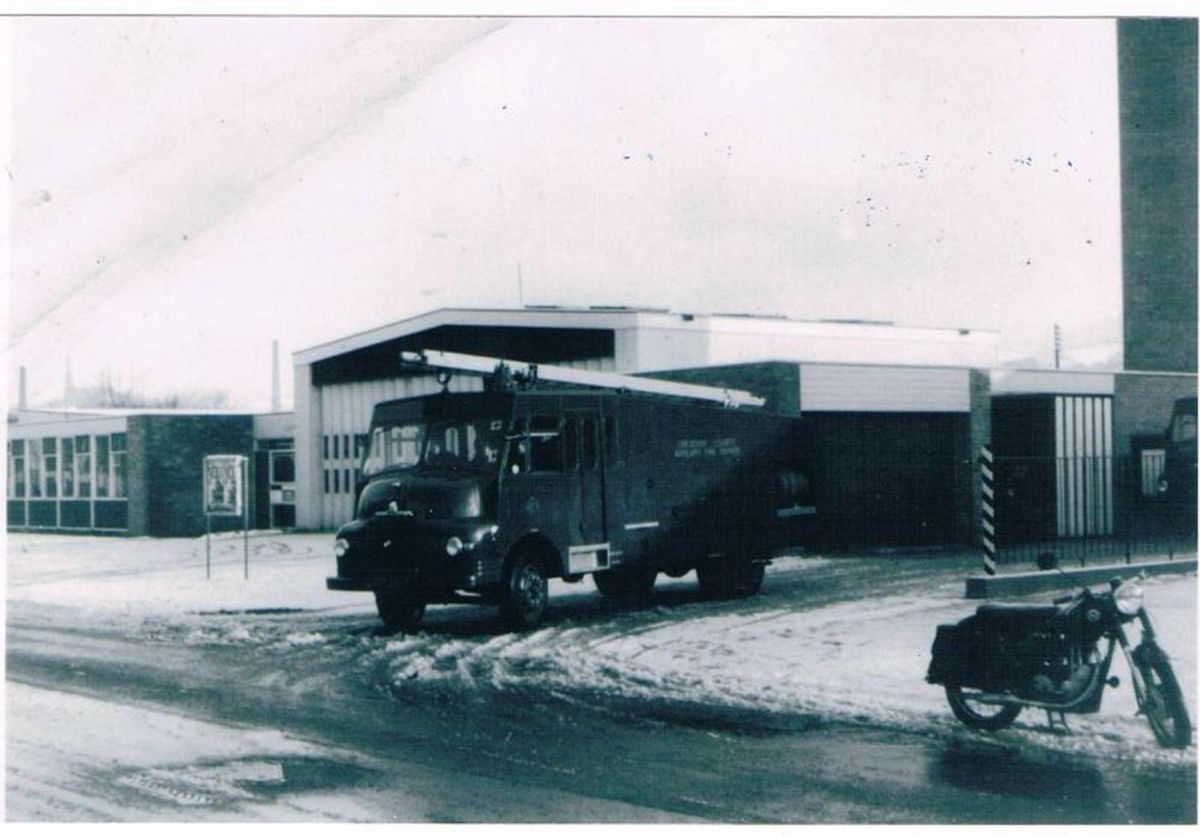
(8, 306, 1194, 546)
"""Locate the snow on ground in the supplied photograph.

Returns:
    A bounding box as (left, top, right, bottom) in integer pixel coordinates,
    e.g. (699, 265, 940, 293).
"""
(6, 532, 1197, 767)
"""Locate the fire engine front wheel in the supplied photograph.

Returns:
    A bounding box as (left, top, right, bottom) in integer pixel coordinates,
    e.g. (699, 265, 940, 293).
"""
(501, 551, 550, 630)
(374, 590, 426, 633)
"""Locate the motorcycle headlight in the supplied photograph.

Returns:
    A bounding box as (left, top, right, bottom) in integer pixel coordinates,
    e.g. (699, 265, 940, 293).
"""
(1115, 579, 1144, 615)
(445, 536, 463, 557)
(334, 538, 350, 558)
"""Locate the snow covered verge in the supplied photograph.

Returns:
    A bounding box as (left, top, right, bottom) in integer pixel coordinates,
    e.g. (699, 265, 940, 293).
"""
(7, 532, 1197, 768)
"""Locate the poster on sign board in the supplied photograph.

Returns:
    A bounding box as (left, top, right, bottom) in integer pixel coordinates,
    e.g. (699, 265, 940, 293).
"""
(204, 455, 246, 517)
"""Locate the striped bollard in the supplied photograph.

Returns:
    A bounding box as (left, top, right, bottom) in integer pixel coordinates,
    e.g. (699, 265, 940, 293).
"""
(980, 445, 996, 575)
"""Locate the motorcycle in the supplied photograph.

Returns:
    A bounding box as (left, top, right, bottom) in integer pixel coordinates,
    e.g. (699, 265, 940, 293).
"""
(927, 568, 1192, 748)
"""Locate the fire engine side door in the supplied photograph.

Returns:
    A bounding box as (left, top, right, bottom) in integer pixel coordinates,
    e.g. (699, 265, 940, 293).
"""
(564, 409, 607, 550)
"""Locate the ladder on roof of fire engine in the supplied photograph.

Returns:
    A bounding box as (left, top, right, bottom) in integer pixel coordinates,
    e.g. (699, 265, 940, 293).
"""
(399, 349, 766, 409)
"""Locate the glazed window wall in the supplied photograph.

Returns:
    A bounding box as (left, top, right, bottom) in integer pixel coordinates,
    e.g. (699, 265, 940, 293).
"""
(7, 431, 129, 531)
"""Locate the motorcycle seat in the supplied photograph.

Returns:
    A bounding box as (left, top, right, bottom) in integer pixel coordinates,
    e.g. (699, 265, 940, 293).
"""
(975, 603, 1060, 630)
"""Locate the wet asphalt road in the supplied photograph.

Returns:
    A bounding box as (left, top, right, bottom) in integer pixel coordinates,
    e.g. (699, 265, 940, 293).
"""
(7, 572, 1196, 825)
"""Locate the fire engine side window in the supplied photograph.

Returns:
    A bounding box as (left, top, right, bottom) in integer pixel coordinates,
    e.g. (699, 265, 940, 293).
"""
(564, 418, 579, 469)
(528, 415, 562, 472)
(604, 415, 619, 464)
(581, 417, 597, 469)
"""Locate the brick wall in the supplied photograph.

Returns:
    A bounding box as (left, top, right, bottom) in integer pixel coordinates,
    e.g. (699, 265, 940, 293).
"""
(125, 418, 151, 536)
(132, 415, 255, 537)
(1119, 19, 1198, 373)
(640, 362, 801, 415)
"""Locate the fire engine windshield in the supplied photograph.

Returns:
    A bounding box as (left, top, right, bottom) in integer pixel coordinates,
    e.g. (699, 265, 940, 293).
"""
(363, 418, 504, 476)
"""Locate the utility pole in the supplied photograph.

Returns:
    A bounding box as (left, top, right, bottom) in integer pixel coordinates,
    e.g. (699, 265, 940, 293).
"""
(1054, 324, 1062, 369)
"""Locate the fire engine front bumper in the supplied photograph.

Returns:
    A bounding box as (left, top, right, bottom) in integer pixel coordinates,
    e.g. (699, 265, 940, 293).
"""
(326, 576, 378, 592)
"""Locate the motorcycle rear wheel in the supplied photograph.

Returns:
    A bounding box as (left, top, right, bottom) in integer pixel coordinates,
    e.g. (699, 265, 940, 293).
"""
(1139, 655, 1192, 749)
(945, 685, 1022, 731)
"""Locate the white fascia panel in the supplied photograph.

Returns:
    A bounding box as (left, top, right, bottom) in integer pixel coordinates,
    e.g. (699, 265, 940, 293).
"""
(990, 369, 1115, 395)
(801, 365, 971, 412)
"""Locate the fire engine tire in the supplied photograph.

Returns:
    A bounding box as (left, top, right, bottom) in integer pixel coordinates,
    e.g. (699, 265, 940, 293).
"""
(697, 558, 765, 599)
(944, 685, 1022, 731)
(593, 567, 657, 599)
(1139, 655, 1192, 749)
(374, 590, 426, 632)
(501, 551, 550, 630)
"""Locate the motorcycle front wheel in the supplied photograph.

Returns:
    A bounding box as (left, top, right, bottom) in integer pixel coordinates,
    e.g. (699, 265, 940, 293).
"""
(1139, 656, 1192, 749)
(945, 686, 1022, 731)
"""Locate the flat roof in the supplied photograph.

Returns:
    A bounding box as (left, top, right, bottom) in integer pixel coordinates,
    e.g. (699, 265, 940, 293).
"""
(294, 306, 1000, 366)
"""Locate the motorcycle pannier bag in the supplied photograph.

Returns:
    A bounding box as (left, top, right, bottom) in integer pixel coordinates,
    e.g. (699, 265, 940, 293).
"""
(927, 615, 997, 688)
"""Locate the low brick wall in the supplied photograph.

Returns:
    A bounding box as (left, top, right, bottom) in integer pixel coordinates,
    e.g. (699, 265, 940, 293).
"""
(965, 557, 1197, 599)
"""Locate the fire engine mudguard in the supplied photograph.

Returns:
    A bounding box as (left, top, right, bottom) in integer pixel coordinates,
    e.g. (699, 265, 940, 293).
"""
(696, 557, 765, 599)
(374, 589, 427, 633)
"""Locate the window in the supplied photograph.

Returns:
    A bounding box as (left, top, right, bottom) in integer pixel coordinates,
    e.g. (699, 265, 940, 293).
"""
(12, 440, 25, 498)
(62, 438, 75, 497)
(96, 436, 110, 497)
(333, 435, 340, 460)
(1171, 413, 1197, 444)
(28, 441, 42, 498)
(1141, 449, 1167, 498)
(324, 470, 330, 494)
(581, 417, 597, 470)
(343, 435, 350, 460)
(76, 436, 91, 498)
(528, 415, 562, 472)
(564, 418, 579, 469)
(111, 433, 127, 498)
(323, 436, 330, 460)
(270, 452, 295, 483)
(387, 425, 423, 468)
(43, 438, 58, 498)
(605, 415, 619, 463)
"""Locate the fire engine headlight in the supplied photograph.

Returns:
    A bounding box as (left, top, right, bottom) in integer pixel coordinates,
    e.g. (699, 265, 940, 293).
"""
(1115, 579, 1144, 615)
(334, 538, 350, 558)
(472, 524, 500, 545)
(445, 536, 464, 557)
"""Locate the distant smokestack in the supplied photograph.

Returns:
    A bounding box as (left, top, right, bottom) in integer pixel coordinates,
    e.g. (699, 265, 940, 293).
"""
(19, 366, 27, 410)
(271, 339, 281, 412)
(64, 356, 74, 406)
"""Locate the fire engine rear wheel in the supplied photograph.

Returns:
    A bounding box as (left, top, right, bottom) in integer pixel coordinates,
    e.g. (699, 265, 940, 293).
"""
(501, 551, 550, 630)
(697, 558, 765, 599)
(374, 590, 426, 632)
(593, 567, 657, 599)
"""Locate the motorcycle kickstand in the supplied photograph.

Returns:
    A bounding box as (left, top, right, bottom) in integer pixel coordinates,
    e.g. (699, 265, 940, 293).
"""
(1044, 710, 1071, 734)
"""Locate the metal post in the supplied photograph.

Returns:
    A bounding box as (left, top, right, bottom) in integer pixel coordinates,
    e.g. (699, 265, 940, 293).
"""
(206, 510, 211, 580)
(981, 445, 996, 575)
(243, 457, 249, 580)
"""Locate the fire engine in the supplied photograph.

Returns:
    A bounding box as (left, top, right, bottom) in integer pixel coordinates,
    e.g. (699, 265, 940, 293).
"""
(326, 351, 815, 630)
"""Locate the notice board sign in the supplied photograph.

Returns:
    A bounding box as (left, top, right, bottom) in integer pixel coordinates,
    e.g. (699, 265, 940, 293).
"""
(204, 455, 246, 517)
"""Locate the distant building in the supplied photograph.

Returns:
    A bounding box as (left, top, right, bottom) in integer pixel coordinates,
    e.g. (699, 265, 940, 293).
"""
(6, 408, 295, 536)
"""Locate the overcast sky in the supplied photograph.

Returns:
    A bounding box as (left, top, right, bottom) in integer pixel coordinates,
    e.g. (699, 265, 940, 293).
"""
(8, 16, 1124, 410)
